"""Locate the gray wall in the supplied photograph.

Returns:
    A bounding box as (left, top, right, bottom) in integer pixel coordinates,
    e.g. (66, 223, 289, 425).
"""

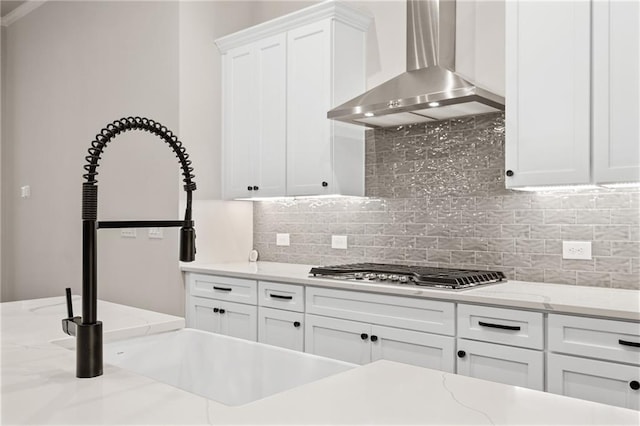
(254, 113, 640, 290)
(0, 1, 258, 314)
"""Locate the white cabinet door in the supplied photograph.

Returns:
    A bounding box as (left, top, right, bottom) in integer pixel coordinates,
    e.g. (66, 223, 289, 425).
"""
(505, 1, 591, 188)
(188, 296, 257, 341)
(254, 34, 287, 197)
(286, 21, 333, 196)
(222, 44, 257, 199)
(456, 339, 544, 391)
(371, 325, 455, 373)
(258, 307, 304, 352)
(593, 0, 640, 185)
(218, 300, 258, 341)
(189, 296, 221, 334)
(305, 314, 370, 365)
(548, 353, 640, 410)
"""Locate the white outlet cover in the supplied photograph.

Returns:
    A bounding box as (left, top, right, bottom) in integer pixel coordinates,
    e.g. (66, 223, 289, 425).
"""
(331, 235, 348, 250)
(562, 241, 592, 260)
(120, 229, 137, 238)
(20, 185, 31, 198)
(276, 233, 290, 246)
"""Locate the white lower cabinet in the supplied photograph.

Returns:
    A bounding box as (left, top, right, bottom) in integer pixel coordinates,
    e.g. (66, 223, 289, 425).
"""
(456, 339, 544, 391)
(305, 314, 455, 371)
(258, 306, 304, 352)
(189, 296, 257, 341)
(547, 313, 640, 409)
(547, 353, 640, 410)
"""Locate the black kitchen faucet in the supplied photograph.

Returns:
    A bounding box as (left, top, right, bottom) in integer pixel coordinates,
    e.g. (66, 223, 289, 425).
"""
(62, 116, 196, 378)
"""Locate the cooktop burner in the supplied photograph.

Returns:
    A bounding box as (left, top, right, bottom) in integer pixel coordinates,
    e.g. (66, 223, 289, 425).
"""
(309, 263, 506, 290)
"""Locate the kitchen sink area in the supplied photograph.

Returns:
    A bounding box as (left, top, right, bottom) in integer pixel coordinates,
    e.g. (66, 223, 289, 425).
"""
(2, 0, 640, 424)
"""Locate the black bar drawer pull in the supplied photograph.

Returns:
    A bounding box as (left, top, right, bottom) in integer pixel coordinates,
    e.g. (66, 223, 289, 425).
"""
(619, 339, 640, 348)
(478, 321, 521, 331)
(213, 286, 232, 292)
(269, 294, 293, 300)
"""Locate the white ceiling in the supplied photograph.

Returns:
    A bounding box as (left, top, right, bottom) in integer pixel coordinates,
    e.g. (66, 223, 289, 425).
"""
(1, 1, 27, 18)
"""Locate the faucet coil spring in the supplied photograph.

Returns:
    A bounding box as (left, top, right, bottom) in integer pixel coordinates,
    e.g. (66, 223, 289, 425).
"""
(83, 116, 196, 192)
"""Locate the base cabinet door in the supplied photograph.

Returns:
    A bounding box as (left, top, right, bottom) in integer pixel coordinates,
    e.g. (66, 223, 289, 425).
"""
(190, 296, 222, 334)
(189, 296, 257, 341)
(456, 339, 544, 391)
(258, 307, 304, 352)
(304, 314, 370, 365)
(218, 300, 257, 341)
(547, 353, 640, 410)
(371, 325, 455, 372)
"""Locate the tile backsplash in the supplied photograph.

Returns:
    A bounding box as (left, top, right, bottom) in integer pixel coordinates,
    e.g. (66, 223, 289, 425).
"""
(253, 113, 640, 290)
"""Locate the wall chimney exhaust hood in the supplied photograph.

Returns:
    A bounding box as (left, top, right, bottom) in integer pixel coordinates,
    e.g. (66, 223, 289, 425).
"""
(328, 0, 504, 128)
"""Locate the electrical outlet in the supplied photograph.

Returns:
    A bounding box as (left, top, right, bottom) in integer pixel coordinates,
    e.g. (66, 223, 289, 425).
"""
(562, 241, 592, 260)
(148, 228, 163, 239)
(276, 233, 290, 246)
(20, 185, 31, 198)
(120, 229, 137, 238)
(331, 235, 348, 250)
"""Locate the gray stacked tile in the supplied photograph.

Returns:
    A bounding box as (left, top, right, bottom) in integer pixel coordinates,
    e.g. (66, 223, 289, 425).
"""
(253, 112, 640, 290)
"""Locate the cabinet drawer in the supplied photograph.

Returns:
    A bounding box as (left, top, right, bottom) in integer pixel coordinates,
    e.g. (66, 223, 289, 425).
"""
(548, 314, 640, 365)
(258, 281, 304, 312)
(188, 273, 257, 305)
(306, 287, 454, 336)
(457, 304, 544, 350)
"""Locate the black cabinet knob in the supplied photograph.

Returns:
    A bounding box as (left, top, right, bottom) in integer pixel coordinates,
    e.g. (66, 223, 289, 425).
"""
(370, 335, 378, 342)
(247, 186, 253, 191)
(505, 170, 514, 177)
(457, 350, 466, 358)
(360, 333, 368, 340)
(213, 308, 219, 313)
(253, 186, 259, 190)
(321, 181, 328, 187)
(631, 380, 640, 390)
(293, 321, 301, 328)
(219, 309, 225, 314)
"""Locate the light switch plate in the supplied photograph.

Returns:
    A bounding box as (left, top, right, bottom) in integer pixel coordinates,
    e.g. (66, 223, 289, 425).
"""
(562, 241, 592, 260)
(331, 235, 348, 250)
(276, 233, 290, 246)
(148, 228, 163, 239)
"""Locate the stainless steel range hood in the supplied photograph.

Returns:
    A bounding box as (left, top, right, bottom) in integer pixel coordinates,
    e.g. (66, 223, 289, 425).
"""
(328, 0, 504, 128)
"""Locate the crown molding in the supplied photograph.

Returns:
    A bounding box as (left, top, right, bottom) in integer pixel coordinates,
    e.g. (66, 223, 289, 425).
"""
(2, 1, 47, 27)
(215, 0, 373, 53)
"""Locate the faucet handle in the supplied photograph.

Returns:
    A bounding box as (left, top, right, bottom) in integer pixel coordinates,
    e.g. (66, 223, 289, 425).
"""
(62, 288, 81, 336)
(65, 288, 74, 318)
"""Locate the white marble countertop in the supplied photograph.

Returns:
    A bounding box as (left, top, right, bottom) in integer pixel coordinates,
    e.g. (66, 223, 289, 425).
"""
(2, 295, 639, 424)
(182, 261, 640, 321)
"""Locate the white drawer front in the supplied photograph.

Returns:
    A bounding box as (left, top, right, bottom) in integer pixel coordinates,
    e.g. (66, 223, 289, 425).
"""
(258, 281, 304, 312)
(548, 314, 640, 365)
(457, 304, 544, 350)
(306, 287, 455, 336)
(188, 273, 257, 305)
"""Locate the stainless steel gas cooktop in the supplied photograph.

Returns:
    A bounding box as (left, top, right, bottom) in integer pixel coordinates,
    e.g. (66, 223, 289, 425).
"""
(309, 263, 506, 290)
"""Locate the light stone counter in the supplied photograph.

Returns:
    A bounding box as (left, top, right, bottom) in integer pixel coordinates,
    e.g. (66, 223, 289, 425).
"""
(182, 261, 640, 321)
(2, 295, 639, 424)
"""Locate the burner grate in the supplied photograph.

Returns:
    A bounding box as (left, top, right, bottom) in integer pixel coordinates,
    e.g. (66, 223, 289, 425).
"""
(309, 263, 506, 289)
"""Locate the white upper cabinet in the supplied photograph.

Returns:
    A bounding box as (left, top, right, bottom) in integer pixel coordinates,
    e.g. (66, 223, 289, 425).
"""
(505, 1, 591, 188)
(592, 0, 640, 185)
(505, 0, 640, 189)
(217, 2, 371, 199)
(221, 34, 286, 199)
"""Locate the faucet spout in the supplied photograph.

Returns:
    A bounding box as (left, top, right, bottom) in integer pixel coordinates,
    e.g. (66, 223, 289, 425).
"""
(63, 117, 197, 378)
